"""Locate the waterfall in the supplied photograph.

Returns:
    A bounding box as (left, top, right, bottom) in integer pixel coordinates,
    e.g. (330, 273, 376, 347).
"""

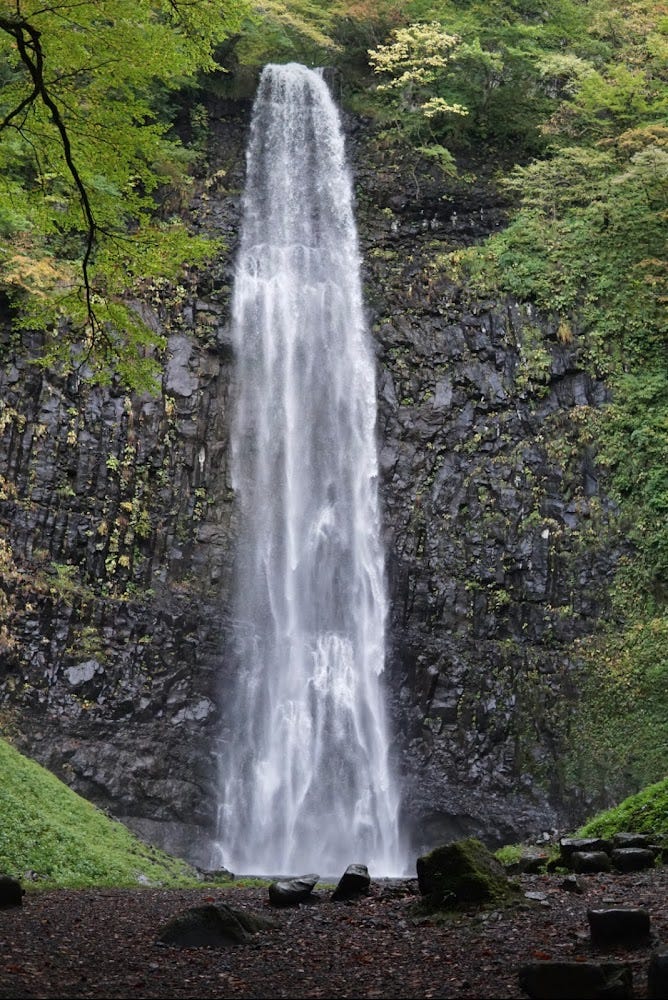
(216, 63, 404, 877)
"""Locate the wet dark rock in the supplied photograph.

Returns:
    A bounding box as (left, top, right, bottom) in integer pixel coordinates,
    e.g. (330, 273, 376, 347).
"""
(648, 947, 668, 999)
(560, 874, 585, 894)
(612, 832, 651, 850)
(505, 848, 550, 875)
(518, 960, 633, 999)
(268, 874, 320, 907)
(195, 867, 235, 883)
(0, 875, 23, 908)
(587, 907, 651, 946)
(331, 864, 371, 901)
(611, 847, 656, 872)
(570, 852, 613, 874)
(560, 838, 613, 862)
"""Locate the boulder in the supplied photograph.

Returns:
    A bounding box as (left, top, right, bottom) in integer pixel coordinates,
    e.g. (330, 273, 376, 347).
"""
(331, 864, 371, 902)
(569, 851, 612, 874)
(416, 837, 513, 908)
(610, 847, 655, 872)
(560, 874, 585, 894)
(518, 960, 632, 999)
(587, 907, 651, 946)
(612, 832, 651, 850)
(559, 838, 612, 863)
(0, 875, 23, 908)
(648, 947, 668, 999)
(268, 873, 319, 906)
(196, 866, 235, 883)
(157, 902, 274, 948)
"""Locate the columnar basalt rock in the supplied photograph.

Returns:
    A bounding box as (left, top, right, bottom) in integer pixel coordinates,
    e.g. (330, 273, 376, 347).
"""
(0, 100, 624, 865)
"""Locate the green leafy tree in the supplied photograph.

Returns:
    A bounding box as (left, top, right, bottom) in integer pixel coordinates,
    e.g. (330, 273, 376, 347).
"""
(0, 0, 249, 389)
(365, 0, 597, 157)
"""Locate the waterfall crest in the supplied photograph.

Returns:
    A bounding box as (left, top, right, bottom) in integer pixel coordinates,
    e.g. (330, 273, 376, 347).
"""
(217, 63, 404, 877)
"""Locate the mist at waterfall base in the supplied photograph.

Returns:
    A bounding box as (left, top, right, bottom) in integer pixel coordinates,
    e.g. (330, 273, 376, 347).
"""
(215, 63, 406, 879)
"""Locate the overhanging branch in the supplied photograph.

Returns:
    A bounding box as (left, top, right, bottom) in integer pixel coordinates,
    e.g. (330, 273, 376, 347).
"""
(0, 12, 103, 344)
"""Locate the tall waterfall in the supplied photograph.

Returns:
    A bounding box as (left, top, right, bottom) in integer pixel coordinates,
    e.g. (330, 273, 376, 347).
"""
(217, 63, 404, 877)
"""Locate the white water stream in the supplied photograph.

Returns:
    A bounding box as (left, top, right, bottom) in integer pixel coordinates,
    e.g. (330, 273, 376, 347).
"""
(216, 63, 404, 877)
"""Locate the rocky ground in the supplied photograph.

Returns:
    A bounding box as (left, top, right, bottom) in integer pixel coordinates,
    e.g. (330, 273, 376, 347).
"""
(0, 868, 666, 999)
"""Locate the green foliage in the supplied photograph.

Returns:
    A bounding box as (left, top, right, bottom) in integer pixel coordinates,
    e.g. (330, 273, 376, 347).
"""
(494, 843, 525, 867)
(0, 737, 202, 887)
(438, 0, 668, 797)
(365, 0, 598, 158)
(565, 619, 668, 798)
(602, 370, 668, 611)
(366, 20, 470, 155)
(0, 0, 247, 390)
(468, 132, 666, 359)
(578, 777, 668, 839)
(229, 0, 343, 69)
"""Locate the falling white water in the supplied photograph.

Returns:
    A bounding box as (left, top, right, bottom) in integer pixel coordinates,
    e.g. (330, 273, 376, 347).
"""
(216, 63, 404, 877)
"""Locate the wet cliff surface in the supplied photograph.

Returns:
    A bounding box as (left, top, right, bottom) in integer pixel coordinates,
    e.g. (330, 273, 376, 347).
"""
(0, 97, 622, 868)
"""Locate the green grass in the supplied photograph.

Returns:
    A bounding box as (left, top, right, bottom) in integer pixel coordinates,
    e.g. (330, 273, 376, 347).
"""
(0, 738, 208, 888)
(576, 776, 668, 840)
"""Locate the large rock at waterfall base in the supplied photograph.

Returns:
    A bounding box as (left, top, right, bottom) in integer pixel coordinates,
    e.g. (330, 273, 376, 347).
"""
(331, 864, 371, 901)
(416, 837, 514, 908)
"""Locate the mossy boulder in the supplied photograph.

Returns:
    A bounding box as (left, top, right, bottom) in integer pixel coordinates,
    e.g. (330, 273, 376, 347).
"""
(416, 837, 515, 908)
(157, 902, 275, 948)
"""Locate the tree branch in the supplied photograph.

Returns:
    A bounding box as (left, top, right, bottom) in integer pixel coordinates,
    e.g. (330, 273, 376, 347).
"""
(0, 12, 103, 343)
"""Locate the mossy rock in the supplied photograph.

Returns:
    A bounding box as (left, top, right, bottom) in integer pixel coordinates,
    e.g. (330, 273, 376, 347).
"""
(416, 837, 515, 909)
(157, 902, 275, 948)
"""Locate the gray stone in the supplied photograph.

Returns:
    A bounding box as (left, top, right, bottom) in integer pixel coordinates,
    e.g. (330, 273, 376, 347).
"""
(559, 838, 613, 861)
(612, 831, 651, 848)
(560, 874, 585, 894)
(165, 334, 198, 397)
(612, 831, 651, 849)
(268, 873, 319, 907)
(64, 660, 102, 686)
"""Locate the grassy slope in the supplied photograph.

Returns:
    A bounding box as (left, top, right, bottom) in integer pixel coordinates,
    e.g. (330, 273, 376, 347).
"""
(577, 776, 668, 840)
(0, 738, 204, 888)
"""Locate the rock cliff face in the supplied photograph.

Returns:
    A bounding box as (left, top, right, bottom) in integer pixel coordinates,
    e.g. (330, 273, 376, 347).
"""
(0, 97, 622, 868)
